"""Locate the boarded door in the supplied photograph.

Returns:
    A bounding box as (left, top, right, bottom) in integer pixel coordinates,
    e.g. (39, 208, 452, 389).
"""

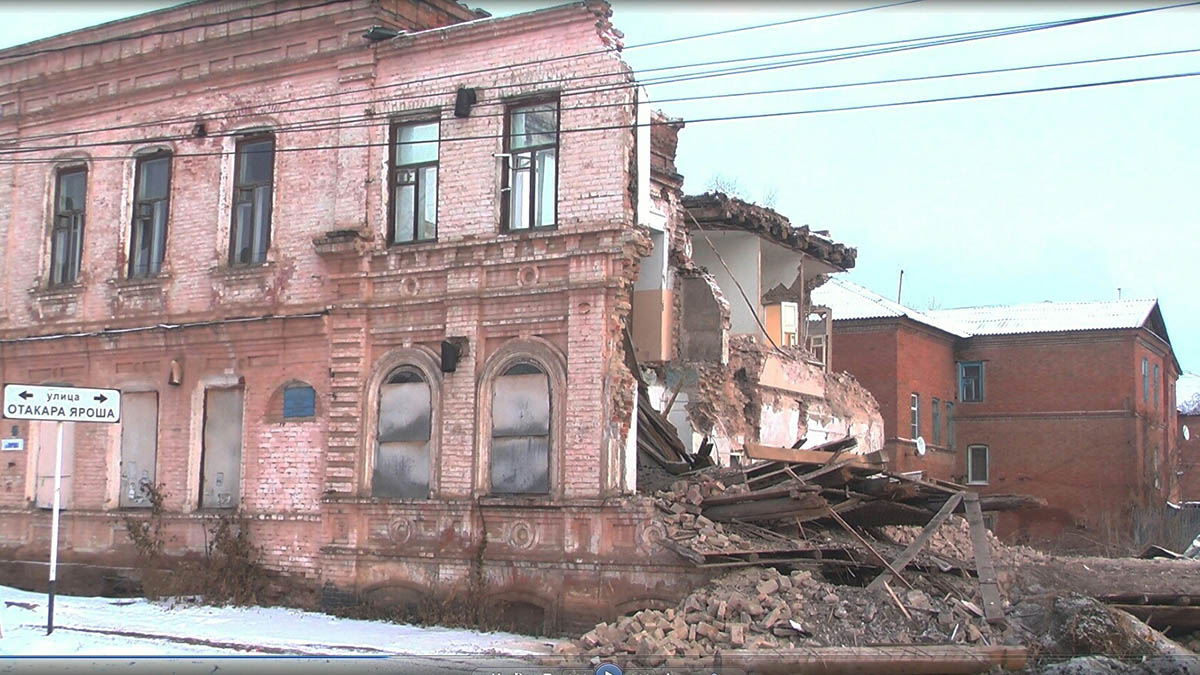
(373, 369, 431, 499)
(200, 387, 243, 508)
(119, 392, 159, 507)
(35, 422, 75, 509)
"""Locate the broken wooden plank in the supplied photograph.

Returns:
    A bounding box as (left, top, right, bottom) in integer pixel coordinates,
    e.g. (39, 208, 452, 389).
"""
(1110, 604, 1200, 629)
(744, 442, 885, 469)
(702, 494, 829, 523)
(826, 506, 914, 590)
(867, 492, 965, 591)
(976, 493, 1047, 512)
(964, 492, 1005, 624)
(702, 482, 820, 507)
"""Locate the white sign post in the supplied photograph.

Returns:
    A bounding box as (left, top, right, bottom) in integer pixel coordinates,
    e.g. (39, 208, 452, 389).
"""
(2, 383, 121, 635)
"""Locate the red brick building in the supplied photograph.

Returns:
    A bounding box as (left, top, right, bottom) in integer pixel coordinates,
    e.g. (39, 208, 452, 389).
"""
(812, 279, 1182, 552)
(0, 0, 879, 631)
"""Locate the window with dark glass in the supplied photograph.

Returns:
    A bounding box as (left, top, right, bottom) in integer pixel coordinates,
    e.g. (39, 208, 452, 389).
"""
(945, 401, 955, 449)
(1142, 358, 1150, 404)
(229, 135, 274, 266)
(50, 167, 87, 286)
(129, 152, 171, 278)
(390, 121, 438, 244)
(374, 368, 431, 499)
(932, 398, 941, 445)
(282, 384, 316, 419)
(501, 101, 558, 231)
(491, 362, 550, 494)
(959, 361, 984, 402)
(1153, 364, 1160, 409)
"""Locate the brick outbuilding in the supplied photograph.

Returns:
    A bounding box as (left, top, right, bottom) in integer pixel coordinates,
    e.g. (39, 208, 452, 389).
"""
(813, 278, 1182, 552)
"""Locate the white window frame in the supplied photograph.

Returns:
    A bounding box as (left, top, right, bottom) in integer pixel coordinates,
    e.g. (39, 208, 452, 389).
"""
(910, 393, 920, 440)
(967, 444, 989, 485)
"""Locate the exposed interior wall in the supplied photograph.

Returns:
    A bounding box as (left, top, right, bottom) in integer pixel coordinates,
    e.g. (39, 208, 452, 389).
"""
(690, 232, 761, 337)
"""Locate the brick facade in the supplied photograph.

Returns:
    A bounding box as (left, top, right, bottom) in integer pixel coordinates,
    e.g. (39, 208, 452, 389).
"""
(0, 0, 721, 632)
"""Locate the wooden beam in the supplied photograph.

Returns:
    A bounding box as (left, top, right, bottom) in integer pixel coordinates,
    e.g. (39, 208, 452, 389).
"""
(692, 645, 1028, 675)
(964, 492, 1005, 624)
(867, 492, 964, 591)
(826, 506, 913, 590)
(745, 441, 880, 469)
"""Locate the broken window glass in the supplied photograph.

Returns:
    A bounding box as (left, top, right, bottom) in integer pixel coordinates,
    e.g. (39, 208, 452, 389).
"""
(120, 392, 159, 508)
(502, 101, 558, 231)
(491, 363, 550, 494)
(201, 387, 243, 508)
(373, 368, 431, 499)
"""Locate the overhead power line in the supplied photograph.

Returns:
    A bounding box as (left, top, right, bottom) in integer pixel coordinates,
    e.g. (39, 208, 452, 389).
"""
(9, 43, 1196, 158)
(0, 68, 1194, 165)
(7, 1, 1198, 155)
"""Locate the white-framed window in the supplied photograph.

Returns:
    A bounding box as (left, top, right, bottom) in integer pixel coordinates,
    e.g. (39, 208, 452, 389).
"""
(910, 393, 920, 439)
(967, 444, 989, 485)
(780, 302, 799, 347)
(50, 166, 87, 286)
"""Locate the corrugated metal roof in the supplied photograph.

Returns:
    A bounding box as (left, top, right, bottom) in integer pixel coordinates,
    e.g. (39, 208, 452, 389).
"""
(810, 278, 972, 338)
(926, 298, 1157, 336)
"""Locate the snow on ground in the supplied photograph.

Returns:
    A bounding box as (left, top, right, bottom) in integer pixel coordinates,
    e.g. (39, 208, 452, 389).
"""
(0, 584, 556, 657)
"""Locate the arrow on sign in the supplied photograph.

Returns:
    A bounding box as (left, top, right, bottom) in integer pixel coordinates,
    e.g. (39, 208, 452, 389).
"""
(18, 391, 32, 400)
(94, 395, 107, 403)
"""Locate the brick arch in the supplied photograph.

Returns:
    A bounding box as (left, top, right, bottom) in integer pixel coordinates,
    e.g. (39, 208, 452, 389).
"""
(475, 337, 567, 499)
(361, 345, 442, 498)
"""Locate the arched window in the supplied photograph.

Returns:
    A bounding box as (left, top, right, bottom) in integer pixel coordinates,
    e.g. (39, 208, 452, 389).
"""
(374, 367, 431, 499)
(491, 362, 550, 494)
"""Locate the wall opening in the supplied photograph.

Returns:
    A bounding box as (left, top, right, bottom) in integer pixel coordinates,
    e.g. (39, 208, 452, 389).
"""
(374, 367, 432, 499)
(119, 391, 159, 508)
(200, 387, 243, 508)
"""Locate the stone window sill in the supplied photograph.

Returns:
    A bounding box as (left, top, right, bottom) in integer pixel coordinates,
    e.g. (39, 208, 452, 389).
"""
(211, 261, 275, 279)
(30, 283, 84, 300)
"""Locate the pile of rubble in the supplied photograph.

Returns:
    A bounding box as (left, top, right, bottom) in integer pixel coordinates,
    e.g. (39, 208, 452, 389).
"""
(883, 514, 1051, 571)
(568, 566, 1000, 663)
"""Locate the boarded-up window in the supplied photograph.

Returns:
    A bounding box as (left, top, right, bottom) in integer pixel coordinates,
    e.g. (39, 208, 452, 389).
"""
(282, 384, 316, 419)
(35, 422, 75, 509)
(373, 368, 431, 499)
(119, 392, 159, 508)
(201, 387, 243, 508)
(491, 363, 550, 494)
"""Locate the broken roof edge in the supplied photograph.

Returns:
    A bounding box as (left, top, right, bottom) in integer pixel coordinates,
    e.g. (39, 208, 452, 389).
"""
(681, 191, 857, 270)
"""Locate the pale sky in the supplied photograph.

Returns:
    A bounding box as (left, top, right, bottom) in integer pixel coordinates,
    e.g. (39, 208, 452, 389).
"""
(2, 1, 1198, 376)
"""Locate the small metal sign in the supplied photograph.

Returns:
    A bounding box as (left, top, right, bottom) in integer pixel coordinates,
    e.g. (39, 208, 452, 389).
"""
(3, 384, 121, 424)
(1, 438, 23, 452)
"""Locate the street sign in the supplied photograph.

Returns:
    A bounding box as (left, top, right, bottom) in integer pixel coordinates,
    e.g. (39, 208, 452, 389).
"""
(3, 384, 121, 424)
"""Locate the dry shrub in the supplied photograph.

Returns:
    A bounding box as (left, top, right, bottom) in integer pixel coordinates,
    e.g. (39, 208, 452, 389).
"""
(121, 483, 268, 606)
